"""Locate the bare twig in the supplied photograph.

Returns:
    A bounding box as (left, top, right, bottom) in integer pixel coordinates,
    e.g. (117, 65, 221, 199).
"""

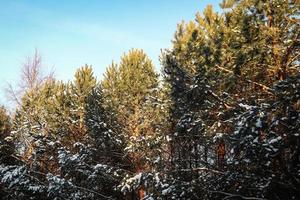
(5, 83, 22, 106)
(5, 49, 55, 107)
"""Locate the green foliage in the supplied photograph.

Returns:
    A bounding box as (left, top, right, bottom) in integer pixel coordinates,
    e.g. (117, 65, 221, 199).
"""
(160, 0, 300, 199)
(102, 49, 168, 171)
(0, 106, 11, 137)
(84, 86, 126, 166)
(0, 0, 299, 199)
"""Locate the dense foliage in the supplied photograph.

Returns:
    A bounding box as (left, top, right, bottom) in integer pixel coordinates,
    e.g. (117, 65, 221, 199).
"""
(0, 0, 299, 199)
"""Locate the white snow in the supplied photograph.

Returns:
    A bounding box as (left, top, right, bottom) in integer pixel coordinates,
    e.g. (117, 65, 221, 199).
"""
(238, 103, 254, 110)
(269, 136, 282, 144)
(255, 118, 262, 128)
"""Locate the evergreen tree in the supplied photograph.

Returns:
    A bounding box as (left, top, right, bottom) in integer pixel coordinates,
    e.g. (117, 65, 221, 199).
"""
(0, 106, 14, 166)
(84, 85, 127, 167)
(1, 0, 299, 199)
(102, 49, 163, 171)
(160, 0, 300, 199)
(69, 65, 97, 144)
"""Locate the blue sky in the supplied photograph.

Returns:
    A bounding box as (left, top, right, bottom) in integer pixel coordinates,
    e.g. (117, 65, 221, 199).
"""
(0, 0, 221, 107)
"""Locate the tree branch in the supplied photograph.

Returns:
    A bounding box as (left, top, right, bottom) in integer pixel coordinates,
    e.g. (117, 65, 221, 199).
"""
(176, 167, 225, 174)
(209, 190, 267, 200)
(215, 65, 274, 95)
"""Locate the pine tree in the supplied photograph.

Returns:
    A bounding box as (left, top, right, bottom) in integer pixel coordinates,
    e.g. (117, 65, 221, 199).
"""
(0, 106, 14, 166)
(84, 85, 126, 166)
(102, 49, 171, 198)
(69, 65, 97, 143)
(102, 49, 162, 170)
(160, 0, 300, 199)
